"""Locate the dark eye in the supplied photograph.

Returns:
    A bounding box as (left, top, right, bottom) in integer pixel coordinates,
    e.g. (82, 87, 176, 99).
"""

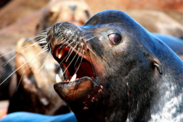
(108, 33, 121, 45)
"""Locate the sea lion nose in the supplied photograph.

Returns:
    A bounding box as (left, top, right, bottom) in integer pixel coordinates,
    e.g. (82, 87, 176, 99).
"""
(47, 22, 85, 50)
(52, 22, 82, 38)
(52, 22, 62, 37)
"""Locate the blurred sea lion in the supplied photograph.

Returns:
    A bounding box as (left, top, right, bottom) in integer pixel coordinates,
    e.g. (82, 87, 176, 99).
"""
(7, 0, 92, 115)
(125, 10, 183, 37)
(8, 38, 70, 115)
(35, 0, 92, 35)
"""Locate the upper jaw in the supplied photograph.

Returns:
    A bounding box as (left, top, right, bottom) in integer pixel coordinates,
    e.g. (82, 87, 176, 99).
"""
(53, 44, 97, 82)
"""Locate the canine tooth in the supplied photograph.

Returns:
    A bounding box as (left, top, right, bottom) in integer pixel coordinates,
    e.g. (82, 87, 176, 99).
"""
(70, 74, 77, 82)
(56, 74, 62, 83)
(58, 54, 61, 59)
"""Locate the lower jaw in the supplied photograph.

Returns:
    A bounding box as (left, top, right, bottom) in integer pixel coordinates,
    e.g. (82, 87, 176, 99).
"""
(54, 76, 100, 101)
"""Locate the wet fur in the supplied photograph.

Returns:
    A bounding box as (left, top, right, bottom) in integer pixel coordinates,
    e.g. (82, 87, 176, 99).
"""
(47, 10, 183, 122)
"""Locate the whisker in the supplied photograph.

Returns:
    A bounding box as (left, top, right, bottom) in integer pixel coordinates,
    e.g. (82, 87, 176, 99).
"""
(35, 39, 48, 47)
(36, 38, 47, 45)
(85, 36, 97, 42)
(2, 36, 50, 66)
(51, 39, 76, 65)
(0, 37, 40, 59)
(0, 49, 16, 58)
(52, 36, 70, 49)
(59, 47, 73, 64)
(41, 40, 50, 51)
(22, 33, 47, 46)
(82, 34, 103, 63)
(2, 44, 48, 67)
(65, 39, 75, 48)
(65, 42, 79, 62)
(74, 49, 84, 74)
(57, 32, 64, 40)
(16, 50, 50, 91)
(57, 25, 79, 45)
(59, 39, 70, 48)
(37, 51, 51, 73)
(0, 27, 51, 85)
(87, 47, 99, 59)
(62, 49, 78, 75)
(74, 48, 81, 66)
(0, 49, 46, 85)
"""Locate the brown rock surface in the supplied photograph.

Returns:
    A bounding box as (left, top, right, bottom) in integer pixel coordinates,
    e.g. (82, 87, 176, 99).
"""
(0, 10, 41, 58)
(85, 0, 183, 14)
(125, 10, 183, 37)
(0, 0, 182, 29)
(0, 0, 49, 29)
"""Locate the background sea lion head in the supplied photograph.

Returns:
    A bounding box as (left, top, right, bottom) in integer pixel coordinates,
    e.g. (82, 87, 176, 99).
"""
(45, 10, 183, 121)
(8, 38, 70, 115)
(35, 0, 92, 35)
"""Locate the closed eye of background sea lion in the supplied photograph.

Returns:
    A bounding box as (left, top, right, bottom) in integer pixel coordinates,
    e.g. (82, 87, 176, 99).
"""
(44, 10, 183, 122)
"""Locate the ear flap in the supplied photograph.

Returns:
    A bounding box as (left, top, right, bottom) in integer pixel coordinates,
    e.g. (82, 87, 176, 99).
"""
(153, 58, 162, 75)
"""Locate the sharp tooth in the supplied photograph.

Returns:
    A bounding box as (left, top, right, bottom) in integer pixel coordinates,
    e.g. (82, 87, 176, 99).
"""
(56, 74, 62, 83)
(58, 54, 62, 59)
(70, 73, 77, 82)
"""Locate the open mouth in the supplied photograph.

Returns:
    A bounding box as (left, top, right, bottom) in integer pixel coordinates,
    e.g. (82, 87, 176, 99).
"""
(54, 46, 95, 83)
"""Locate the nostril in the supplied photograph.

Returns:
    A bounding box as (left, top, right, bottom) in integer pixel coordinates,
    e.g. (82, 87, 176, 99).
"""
(69, 5, 77, 14)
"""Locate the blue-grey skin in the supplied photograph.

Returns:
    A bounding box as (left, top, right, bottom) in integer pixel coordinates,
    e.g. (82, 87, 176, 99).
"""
(46, 10, 183, 122)
(153, 33, 183, 56)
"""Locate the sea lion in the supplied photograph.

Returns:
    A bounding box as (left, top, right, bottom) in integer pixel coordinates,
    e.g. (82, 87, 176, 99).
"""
(43, 10, 183, 121)
(7, 38, 70, 115)
(35, 0, 92, 35)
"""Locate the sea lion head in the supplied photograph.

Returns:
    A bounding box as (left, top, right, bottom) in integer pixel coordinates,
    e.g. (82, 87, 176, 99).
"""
(35, 0, 92, 35)
(45, 10, 183, 121)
